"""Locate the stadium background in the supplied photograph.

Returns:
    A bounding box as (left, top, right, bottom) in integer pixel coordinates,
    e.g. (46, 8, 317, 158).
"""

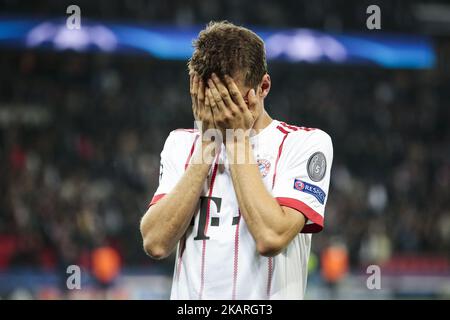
(0, 0, 449, 299)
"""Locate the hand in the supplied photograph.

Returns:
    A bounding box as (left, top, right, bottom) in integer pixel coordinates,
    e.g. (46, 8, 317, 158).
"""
(190, 72, 216, 133)
(206, 73, 259, 132)
(190, 73, 221, 162)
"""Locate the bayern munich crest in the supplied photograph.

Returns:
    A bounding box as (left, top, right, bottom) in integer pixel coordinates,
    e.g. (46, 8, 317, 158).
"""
(257, 159, 271, 178)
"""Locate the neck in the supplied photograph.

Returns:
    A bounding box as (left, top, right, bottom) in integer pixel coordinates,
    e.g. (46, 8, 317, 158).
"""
(252, 109, 273, 133)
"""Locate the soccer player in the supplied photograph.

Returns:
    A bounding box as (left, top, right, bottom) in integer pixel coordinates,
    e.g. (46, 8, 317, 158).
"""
(140, 21, 333, 300)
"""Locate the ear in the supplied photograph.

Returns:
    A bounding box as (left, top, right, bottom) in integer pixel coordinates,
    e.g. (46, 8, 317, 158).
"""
(259, 74, 271, 99)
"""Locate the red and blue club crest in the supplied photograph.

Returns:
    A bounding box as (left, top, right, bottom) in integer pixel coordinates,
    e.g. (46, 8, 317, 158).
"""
(257, 159, 271, 178)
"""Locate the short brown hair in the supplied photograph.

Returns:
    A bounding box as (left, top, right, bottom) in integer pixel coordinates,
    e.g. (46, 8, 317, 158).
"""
(188, 21, 268, 88)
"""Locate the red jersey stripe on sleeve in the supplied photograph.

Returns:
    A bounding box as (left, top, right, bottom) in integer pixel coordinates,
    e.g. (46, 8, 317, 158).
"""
(280, 122, 316, 132)
(276, 197, 324, 233)
(149, 193, 166, 207)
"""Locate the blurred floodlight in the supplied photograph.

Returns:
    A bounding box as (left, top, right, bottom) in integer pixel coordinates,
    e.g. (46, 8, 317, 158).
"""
(26, 22, 117, 52)
(266, 30, 347, 62)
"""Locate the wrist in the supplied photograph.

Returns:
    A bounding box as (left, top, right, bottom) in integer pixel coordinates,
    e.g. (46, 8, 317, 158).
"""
(189, 139, 220, 166)
(226, 136, 254, 165)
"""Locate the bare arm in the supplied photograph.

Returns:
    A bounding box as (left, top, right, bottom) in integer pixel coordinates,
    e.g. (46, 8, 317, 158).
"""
(140, 73, 219, 259)
(227, 137, 305, 257)
(140, 140, 215, 259)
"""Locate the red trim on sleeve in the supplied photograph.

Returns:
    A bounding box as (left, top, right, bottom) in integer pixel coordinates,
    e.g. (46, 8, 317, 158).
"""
(276, 197, 324, 233)
(280, 122, 316, 132)
(280, 122, 299, 131)
(149, 193, 166, 207)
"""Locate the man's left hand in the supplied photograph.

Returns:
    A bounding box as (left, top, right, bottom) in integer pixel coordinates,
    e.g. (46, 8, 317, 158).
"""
(206, 73, 258, 132)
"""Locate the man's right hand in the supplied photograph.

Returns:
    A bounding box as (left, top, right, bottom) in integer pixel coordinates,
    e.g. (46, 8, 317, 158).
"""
(190, 72, 221, 164)
(191, 72, 217, 133)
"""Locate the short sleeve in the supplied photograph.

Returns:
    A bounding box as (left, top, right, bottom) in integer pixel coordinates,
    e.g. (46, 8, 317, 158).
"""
(272, 130, 333, 233)
(149, 131, 193, 206)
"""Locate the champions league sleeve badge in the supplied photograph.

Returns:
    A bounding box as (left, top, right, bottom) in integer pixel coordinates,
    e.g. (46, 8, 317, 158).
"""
(307, 152, 327, 182)
(293, 179, 326, 204)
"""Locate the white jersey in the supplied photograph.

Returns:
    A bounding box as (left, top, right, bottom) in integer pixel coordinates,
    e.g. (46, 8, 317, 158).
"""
(149, 119, 333, 300)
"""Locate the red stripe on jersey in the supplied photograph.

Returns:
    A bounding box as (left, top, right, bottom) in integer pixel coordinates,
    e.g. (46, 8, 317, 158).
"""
(298, 126, 315, 132)
(232, 211, 241, 300)
(185, 135, 199, 170)
(276, 125, 290, 135)
(276, 197, 324, 233)
(199, 150, 221, 300)
(149, 193, 166, 206)
(266, 129, 290, 298)
(280, 122, 298, 131)
(272, 133, 289, 189)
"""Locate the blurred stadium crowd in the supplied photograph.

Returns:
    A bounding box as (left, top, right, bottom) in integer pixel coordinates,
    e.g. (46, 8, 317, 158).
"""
(0, 46, 449, 276)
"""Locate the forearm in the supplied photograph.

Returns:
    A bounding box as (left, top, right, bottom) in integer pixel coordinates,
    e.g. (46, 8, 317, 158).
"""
(140, 141, 216, 259)
(228, 138, 298, 254)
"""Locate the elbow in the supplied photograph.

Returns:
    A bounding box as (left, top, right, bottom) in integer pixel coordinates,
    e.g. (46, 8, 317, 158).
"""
(140, 216, 171, 260)
(256, 234, 285, 257)
(142, 238, 171, 260)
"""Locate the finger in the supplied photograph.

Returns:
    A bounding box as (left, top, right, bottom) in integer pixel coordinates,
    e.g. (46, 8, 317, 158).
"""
(224, 74, 246, 109)
(205, 89, 211, 108)
(191, 74, 198, 116)
(206, 88, 215, 108)
(191, 73, 198, 97)
(211, 73, 234, 110)
(208, 89, 229, 131)
(198, 77, 205, 105)
(205, 91, 217, 128)
(207, 78, 227, 111)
